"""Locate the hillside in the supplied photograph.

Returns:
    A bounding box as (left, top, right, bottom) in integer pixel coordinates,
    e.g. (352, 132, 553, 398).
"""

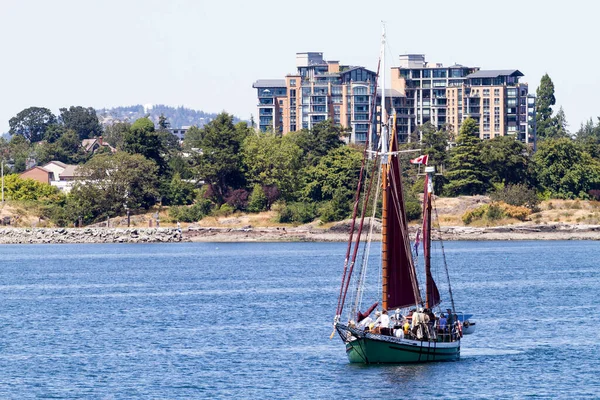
(95, 104, 246, 128)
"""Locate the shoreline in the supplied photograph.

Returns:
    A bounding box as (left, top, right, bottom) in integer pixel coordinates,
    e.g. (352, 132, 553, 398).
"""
(0, 223, 599, 244)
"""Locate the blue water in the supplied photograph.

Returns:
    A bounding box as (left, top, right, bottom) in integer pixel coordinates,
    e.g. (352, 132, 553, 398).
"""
(0, 241, 598, 399)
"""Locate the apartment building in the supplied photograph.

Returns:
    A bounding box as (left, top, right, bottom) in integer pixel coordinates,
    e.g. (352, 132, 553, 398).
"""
(390, 54, 536, 144)
(253, 53, 536, 146)
(252, 52, 377, 145)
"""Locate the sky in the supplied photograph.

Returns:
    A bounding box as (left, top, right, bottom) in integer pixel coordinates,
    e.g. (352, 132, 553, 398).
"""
(0, 0, 598, 134)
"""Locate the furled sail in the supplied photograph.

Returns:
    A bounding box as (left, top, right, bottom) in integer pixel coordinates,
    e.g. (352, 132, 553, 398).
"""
(382, 129, 422, 310)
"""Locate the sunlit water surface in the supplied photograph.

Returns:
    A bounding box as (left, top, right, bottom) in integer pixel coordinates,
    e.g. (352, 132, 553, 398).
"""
(0, 241, 598, 398)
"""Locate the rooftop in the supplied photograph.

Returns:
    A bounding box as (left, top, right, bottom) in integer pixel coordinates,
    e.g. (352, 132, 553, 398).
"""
(466, 69, 524, 79)
(252, 79, 286, 88)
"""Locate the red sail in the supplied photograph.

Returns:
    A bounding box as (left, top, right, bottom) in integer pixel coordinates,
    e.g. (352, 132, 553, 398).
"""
(423, 174, 441, 308)
(383, 132, 422, 310)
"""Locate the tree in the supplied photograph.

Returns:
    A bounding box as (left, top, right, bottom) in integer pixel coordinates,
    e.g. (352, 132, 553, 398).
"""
(9, 107, 57, 142)
(480, 135, 529, 186)
(182, 126, 203, 149)
(543, 106, 570, 139)
(8, 135, 32, 172)
(443, 118, 489, 196)
(302, 146, 363, 203)
(103, 121, 131, 150)
(59, 106, 103, 140)
(158, 113, 170, 130)
(536, 74, 557, 139)
(70, 152, 159, 222)
(193, 113, 249, 202)
(242, 132, 302, 200)
(532, 138, 600, 199)
(163, 172, 195, 206)
(420, 122, 450, 193)
(122, 117, 167, 173)
(286, 120, 345, 167)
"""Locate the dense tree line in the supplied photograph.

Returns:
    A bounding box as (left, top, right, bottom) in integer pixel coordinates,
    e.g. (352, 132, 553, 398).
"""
(2, 73, 600, 228)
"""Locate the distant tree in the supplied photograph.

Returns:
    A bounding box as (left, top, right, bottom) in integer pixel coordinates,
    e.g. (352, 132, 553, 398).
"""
(286, 120, 345, 167)
(8, 135, 32, 172)
(302, 146, 363, 204)
(443, 118, 489, 196)
(102, 121, 131, 150)
(536, 74, 557, 139)
(70, 152, 159, 222)
(9, 107, 57, 142)
(158, 113, 170, 130)
(242, 132, 302, 200)
(480, 135, 530, 186)
(193, 113, 250, 202)
(122, 117, 167, 173)
(182, 126, 203, 149)
(247, 184, 267, 212)
(420, 122, 450, 192)
(575, 117, 600, 158)
(532, 138, 600, 199)
(59, 106, 103, 140)
(163, 172, 195, 206)
(544, 106, 570, 139)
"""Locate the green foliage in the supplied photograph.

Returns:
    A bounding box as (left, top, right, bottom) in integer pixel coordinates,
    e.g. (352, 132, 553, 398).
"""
(182, 126, 203, 149)
(318, 188, 352, 223)
(122, 117, 167, 173)
(35, 129, 88, 165)
(277, 202, 317, 224)
(69, 152, 159, 223)
(490, 183, 540, 210)
(536, 74, 557, 139)
(163, 173, 196, 206)
(242, 132, 302, 200)
(168, 199, 213, 223)
(7, 135, 32, 173)
(404, 193, 423, 222)
(462, 202, 531, 225)
(302, 146, 363, 203)
(480, 135, 530, 185)
(59, 106, 103, 140)
(193, 113, 250, 202)
(420, 123, 450, 192)
(444, 118, 490, 196)
(102, 121, 131, 150)
(213, 203, 235, 217)
(9, 107, 57, 142)
(286, 120, 344, 167)
(3, 174, 63, 201)
(247, 184, 267, 213)
(533, 138, 600, 199)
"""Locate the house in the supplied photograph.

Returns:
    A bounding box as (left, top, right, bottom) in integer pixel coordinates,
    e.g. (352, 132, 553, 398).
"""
(19, 166, 52, 185)
(41, 161, 81, 193)
(81, 136, 116, 154)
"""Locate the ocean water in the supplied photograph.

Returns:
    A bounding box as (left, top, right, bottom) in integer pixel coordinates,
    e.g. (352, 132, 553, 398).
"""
(0, 241, 598, 399)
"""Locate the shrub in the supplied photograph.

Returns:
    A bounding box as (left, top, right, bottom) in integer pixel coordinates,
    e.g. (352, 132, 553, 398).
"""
(168, 199, 214, 223)
(490, 183, 539, 210)
(501, 203, 530, 221)
(486, 203, 504, 220)
(225, 189, 249, 211)
(462, 205, 487, 225)
(247, 184, 267, 213)
(277, 202, 317, 224)
(213, 203, 235, 217)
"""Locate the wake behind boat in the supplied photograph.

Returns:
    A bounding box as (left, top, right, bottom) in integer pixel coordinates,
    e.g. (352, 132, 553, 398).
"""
(332, 26, 470, 364)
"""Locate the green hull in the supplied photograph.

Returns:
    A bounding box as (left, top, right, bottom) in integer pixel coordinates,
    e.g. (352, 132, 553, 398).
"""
(338, 324, 460, 364)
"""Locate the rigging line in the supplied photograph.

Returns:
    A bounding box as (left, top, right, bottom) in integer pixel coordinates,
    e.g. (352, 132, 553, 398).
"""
(432, 196, 456, 314)
(348, 155, 375, 320)
(336, 57, 381, 317)
(339, 150, 382, 316)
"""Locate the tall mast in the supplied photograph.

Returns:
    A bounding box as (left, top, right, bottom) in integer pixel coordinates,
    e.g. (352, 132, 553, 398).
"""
(380, 23, 390, 311)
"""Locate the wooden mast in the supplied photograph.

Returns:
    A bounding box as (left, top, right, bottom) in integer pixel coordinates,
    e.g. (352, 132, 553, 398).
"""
(380, 23, 389, 311)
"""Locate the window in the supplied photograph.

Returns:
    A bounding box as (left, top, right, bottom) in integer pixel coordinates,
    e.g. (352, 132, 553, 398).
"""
(494, 89, 500, 96)
(494, 98, 500, 105)
(483, 89, 490, 96)
(290, 79, 296, 87)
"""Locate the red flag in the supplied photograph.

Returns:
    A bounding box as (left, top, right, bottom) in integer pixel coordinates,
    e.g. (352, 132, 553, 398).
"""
(410, 154, 428, 165)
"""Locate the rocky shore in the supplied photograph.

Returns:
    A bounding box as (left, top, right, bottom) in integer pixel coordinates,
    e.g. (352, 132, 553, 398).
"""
(0, 227, 183, 244)
(184, 222, 600, 242)
(0, 223, 599, 244)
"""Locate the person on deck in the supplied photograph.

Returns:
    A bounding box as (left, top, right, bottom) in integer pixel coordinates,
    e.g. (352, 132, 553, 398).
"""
(373, 310, 390, 334)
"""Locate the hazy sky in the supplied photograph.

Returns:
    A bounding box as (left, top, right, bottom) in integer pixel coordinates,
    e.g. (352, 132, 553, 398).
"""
(1, 0, 597, 133)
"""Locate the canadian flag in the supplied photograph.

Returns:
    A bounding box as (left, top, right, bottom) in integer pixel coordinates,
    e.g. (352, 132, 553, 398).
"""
(410, 154, 429, 165)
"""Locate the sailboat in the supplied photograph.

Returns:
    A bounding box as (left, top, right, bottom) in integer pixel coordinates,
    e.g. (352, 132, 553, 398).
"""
(332, 27, 464, 364)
